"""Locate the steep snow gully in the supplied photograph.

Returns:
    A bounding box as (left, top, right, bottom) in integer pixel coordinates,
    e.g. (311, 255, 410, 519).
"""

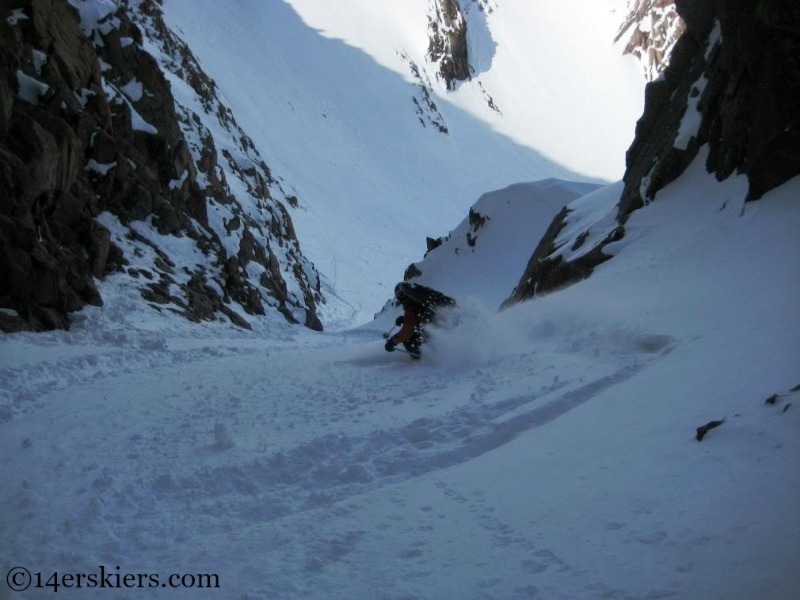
(1, 0, 799, 598)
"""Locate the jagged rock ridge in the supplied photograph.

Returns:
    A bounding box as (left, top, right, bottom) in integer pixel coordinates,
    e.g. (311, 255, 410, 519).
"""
(616, 0, 685, 81)
(0, 0, 323, 332)
(506, 0, 800, 306)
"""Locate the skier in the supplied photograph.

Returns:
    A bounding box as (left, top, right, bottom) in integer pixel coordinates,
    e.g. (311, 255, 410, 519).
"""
(384, 282, 455, 359)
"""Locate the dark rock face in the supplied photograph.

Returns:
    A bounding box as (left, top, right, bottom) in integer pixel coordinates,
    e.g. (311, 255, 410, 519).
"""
(705, 0, 800, 200)
(427, 0, 470, 90)
(1, 0, 119, 330)
(622, 0, 800, 214)
(506, 0, 799, 306)
(0, 0, 323, 332)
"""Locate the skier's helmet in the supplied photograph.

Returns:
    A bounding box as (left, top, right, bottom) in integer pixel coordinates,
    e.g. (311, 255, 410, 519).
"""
(395, 282, 412, 302)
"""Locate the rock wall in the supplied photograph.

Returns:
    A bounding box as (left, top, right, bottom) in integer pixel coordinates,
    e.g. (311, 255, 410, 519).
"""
(505, 0, 800, 306)
(0, 0, 323, 332)
(621, 0, 800, 215)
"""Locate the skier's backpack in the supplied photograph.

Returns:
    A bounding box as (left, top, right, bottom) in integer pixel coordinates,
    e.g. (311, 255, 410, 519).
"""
(394, 282, 456, 324)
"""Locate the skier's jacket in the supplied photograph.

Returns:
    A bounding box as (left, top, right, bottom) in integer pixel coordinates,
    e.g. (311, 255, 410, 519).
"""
(390, 302, 423, 346)
(390, 283, 456, 345)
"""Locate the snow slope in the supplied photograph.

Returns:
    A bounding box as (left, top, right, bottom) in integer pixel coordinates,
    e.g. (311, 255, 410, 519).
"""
(288, 0, 644, 179)
(398, 178, 601, 311)
(2, 153, 798, 599)
(160, 0, 645, 326)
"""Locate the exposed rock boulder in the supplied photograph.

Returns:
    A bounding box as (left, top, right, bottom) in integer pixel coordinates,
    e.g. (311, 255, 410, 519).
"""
(505, 0, 799, 306)
(0, 0, 323, 332)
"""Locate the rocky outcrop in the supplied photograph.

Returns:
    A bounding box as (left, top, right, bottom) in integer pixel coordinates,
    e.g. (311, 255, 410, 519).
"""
(402, 52, 449, 134)
(0, 0, 323, 332)
(0, 0, 125, 331)
(393, 180, 598, 315)
(427, 0, 470, 90)
(506, 0, 800, 306)
(616, 0, 685, 81)
(422, 0, 497, 115)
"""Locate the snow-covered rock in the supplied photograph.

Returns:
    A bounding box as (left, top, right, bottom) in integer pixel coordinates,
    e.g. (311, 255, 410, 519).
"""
(615, 0, 684, 81)
(427, 0, 471, 89)
(0, 0, 322, 332)
(400, 179, 599, 311)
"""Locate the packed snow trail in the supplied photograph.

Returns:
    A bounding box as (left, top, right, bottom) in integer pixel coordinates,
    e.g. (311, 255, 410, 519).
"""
(1, 305, 667, 527)
(0, 301, 676, 598)
(2, 300, 796, 599)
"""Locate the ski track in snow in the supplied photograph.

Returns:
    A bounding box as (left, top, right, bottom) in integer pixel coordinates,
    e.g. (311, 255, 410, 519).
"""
(0, 309, 673, 597)
(3, 169, 798, 599)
